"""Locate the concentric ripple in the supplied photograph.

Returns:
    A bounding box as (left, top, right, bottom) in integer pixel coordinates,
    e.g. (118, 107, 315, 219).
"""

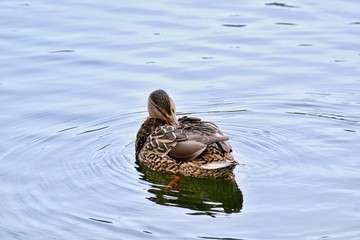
(0, 107, 146, 239)
(2, 0, 360, 239)
(1, 93, 359, 239)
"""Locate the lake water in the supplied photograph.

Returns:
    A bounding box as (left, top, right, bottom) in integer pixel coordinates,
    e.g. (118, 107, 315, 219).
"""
(1, 0, 359, 239)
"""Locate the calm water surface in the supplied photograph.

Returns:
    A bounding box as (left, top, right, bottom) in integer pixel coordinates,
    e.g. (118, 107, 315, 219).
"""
(1, 0, 360, 239)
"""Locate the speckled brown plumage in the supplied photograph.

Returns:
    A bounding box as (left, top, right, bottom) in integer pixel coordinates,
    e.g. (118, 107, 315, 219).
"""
(135, 90, 238, 179)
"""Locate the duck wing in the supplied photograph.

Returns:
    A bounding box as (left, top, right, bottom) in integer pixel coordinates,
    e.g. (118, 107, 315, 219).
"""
(148, 116, 233, 164)
(149, 125, 206, 162)
(149, 121, 230, 163)
(178, 116, 232, 153)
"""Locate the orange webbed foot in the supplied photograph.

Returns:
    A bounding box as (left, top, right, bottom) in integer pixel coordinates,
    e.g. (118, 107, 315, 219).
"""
(164, 175, 181, 192)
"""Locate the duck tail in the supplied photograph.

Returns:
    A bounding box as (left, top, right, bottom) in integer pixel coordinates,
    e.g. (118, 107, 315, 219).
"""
(201, 160, 238, 170)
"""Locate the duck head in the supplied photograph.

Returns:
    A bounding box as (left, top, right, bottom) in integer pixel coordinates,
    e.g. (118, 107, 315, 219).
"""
(148, 89, 178, 126)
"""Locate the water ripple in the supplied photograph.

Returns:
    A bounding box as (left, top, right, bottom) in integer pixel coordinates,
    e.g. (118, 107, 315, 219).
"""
(1, 0, 360, 239)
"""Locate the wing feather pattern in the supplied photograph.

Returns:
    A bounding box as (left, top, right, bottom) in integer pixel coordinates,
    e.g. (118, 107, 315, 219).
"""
(148, 116, 233, 164)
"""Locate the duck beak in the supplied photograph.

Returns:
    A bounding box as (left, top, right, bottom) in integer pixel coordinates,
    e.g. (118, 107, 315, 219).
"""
(171, 112, 179, 127)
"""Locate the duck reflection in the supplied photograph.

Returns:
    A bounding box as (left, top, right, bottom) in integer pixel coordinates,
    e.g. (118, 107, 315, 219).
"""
(136, 162, 243, 216)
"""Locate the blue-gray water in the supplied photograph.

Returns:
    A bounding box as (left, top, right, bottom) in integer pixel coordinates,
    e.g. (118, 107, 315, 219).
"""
(1, 0, 360, 239)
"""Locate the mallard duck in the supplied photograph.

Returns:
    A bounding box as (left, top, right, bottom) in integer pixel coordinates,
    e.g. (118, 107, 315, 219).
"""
(135, 89, 238, 179)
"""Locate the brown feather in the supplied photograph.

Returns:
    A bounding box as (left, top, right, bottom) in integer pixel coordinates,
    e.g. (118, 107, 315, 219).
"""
(135, 90, 239, 179)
